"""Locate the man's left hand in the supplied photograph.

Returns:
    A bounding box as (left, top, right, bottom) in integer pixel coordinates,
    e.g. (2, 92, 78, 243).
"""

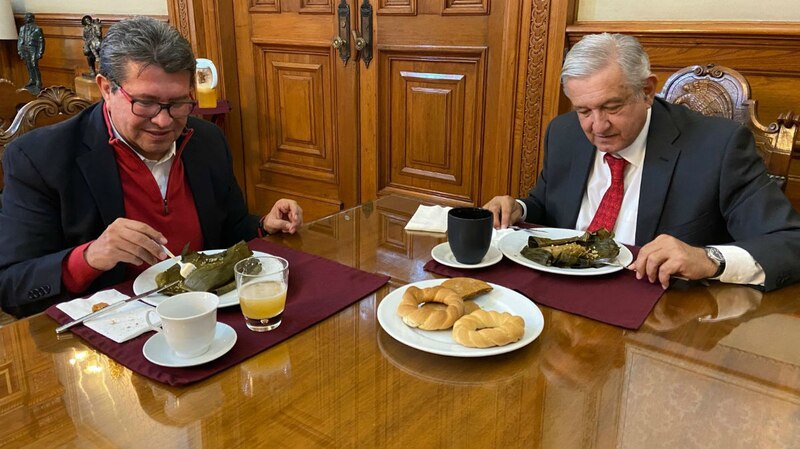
(262, 198, 303, 235)
(628, 234, 718, 289)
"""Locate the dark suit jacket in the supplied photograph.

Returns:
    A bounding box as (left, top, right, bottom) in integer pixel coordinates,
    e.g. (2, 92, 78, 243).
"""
(521, 97, 800, 291)
(0, 103, 260, 316)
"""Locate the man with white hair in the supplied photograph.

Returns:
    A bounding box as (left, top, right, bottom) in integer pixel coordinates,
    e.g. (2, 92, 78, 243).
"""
(485, 33, 800, 291)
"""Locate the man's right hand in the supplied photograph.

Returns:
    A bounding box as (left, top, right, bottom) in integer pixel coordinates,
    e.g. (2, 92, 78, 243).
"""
(482, 195, 523, 229)
(84, 218, 168, 271)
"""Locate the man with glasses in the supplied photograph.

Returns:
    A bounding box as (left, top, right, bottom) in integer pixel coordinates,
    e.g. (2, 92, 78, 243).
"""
(0, 17, 303, 317)
(485, 33, 800, 292)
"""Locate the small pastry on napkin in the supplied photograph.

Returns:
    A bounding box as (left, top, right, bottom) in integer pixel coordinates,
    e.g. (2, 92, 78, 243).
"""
(404, 205, 453, 233)
(56, 289, 159, 343)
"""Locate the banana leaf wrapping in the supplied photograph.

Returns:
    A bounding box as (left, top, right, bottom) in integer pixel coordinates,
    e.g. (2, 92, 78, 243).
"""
(155, 241, 254, 295)
(519, 229, 620, 268)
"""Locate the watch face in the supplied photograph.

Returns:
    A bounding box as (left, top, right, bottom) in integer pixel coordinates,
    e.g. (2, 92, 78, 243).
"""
(705, 247, 725, 278)
(706, 247, 723, 263)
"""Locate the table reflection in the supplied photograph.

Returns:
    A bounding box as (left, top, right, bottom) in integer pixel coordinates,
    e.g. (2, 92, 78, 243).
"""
(3, 195, 800, 449)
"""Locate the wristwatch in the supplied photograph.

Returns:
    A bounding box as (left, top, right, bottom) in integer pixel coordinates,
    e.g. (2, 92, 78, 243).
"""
(704, 247, 726, 279)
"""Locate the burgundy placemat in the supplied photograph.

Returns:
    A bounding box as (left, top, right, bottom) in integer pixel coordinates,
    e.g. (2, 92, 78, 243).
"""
(424, 246, 665, 329)
(47, 239, 390, 386)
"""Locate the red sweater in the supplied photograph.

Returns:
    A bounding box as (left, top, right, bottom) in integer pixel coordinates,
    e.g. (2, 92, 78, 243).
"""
(61, 105, 204, 293)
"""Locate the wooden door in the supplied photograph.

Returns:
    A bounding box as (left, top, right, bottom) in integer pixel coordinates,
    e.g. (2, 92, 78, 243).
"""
(234, 1, 526, 219)
(361, 0, 525, 206)
(234, 0, 360, 221)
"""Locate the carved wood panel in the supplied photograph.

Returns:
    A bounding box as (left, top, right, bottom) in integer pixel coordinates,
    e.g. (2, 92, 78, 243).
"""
(235, 1, 359, 222)
(443, 0, 490, 15)
(519, 0, 554, 196)
(300, 0, 334, 14)
(259, 48, 336, 181)
(250, 0, 281, 13)
(378, 0, 416, 15)
(251, 45, 347, 219)
(378, 49, 485, 203)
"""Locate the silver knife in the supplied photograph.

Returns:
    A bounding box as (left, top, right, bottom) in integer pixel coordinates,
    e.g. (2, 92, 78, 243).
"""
(55, 280, 180, 334)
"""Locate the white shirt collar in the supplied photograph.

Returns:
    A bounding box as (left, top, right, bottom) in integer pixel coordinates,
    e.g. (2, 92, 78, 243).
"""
(108, 114, 176, 164)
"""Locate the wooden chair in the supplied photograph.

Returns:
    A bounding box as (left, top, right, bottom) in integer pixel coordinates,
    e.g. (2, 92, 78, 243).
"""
(0, 78, 36, 129)
(658, 64, 799, 190)
(0, 85, 93, 192)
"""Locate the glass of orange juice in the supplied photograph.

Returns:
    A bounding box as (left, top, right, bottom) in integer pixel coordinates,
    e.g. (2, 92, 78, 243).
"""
(234, 256, 289, 332)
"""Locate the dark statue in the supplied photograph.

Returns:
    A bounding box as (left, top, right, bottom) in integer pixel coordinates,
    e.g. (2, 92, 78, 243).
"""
(81, 15, 102, 78)
(17, 13, 45, 95)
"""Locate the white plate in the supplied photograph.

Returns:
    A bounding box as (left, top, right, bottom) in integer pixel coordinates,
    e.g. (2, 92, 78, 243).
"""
(377, 279, 544, 357)
(431, 242, 503, 269)
(142, 322, 237, 368)
(133, 250, 269, 308)
(497, 228, 633, 276)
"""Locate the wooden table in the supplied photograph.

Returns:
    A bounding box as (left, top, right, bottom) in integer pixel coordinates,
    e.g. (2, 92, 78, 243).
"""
(3, 195, 800, 448)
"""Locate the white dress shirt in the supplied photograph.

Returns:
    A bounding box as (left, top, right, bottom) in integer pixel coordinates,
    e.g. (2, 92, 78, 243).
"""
(518, 107, 765, 286)
(109, 117, 176, 199)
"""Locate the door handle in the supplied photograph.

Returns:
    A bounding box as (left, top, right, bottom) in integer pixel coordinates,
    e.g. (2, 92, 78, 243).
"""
(351, 30, 366, 51)
(333, 0, 351, 65)
(357, 0, 373, 68)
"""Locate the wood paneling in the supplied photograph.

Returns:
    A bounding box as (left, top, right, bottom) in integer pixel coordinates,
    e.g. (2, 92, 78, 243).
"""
(260, 47, 336, 180)
(378, 0, 416, 15)
(379, 48, 485, 203)
(442, 0, 490, 15)
(368, 0, 532, 208)
(234, 0, 359, 222)
(566, 21, 800, 207)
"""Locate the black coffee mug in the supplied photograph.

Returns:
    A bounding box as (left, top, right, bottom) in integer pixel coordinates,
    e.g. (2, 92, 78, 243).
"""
(447, 207, 493, 264)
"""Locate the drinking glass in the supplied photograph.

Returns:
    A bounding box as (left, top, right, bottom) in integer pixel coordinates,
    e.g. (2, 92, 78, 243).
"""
(234, 256, 289, 332)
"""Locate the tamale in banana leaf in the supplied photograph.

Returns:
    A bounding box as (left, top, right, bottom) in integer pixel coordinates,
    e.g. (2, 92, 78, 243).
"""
(520, 229, 620, 268)
(155, 240, 254, 295)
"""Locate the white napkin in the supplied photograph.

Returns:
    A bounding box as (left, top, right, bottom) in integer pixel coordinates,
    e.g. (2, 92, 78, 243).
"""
(491, 227, 516, 248)
(56, 289, 160, 343)
(405, 205, 453, 233)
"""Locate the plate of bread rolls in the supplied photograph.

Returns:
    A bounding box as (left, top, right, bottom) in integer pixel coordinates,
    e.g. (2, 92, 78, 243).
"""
(377, 277, 544, 357)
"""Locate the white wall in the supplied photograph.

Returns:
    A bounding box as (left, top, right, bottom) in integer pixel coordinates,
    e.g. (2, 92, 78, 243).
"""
(11, 0, 167, 15)
(578, 0, 800, 21)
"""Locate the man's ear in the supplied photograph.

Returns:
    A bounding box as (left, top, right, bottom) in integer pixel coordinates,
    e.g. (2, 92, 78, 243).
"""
(643, 74, 658, 105)
(96, 74, 113, 102)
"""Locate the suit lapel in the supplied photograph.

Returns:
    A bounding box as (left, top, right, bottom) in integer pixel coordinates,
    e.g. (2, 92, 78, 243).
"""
(181, 135, 220, 248)
(636, 100, 680, 245)
(77, 106, 125, 227)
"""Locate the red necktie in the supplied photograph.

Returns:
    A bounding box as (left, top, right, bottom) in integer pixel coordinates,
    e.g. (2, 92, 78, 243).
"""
(588, 153, 628, 233)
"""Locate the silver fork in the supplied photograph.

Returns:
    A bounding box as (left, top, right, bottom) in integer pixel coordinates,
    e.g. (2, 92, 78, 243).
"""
(509, 226, 546, 234)
(593, 257, 627, 267)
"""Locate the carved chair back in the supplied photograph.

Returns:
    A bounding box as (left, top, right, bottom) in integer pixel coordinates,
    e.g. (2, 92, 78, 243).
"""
(0, 86, 93, 192)
(658, 64, 798, 190)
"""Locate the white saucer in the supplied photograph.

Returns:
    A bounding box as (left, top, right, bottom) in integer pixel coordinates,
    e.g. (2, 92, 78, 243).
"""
(143, 322, 237, 368)
(431, 242, 503, 269)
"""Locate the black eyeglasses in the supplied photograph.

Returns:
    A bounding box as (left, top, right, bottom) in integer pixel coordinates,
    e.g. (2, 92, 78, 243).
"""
(114, 84, 197, 119)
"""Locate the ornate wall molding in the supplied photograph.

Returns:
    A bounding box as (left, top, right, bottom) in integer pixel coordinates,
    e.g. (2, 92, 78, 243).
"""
(519, 0, 550, 195)
(174, 0, 193, 39)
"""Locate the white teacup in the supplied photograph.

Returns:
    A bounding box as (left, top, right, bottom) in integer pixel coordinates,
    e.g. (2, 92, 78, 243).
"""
(146, 292, 219, 358)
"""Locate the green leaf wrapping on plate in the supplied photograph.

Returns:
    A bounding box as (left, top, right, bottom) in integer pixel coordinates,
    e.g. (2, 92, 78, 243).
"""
(154, 241, 253, 295)
(520, 229, 620, 268)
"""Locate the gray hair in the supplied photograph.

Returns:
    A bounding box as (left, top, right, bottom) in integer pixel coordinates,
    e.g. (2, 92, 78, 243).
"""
(99, 16, 195, 91)
(561, 33, 651, 98)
